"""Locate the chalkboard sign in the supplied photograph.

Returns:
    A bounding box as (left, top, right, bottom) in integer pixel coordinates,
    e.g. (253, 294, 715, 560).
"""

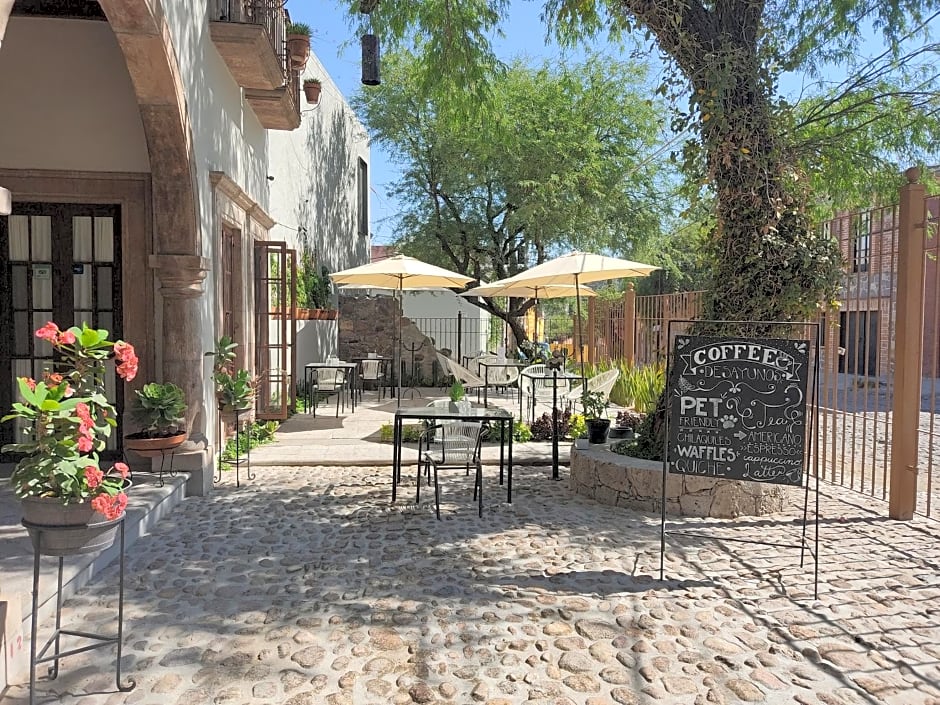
(667, 336, 809, 486)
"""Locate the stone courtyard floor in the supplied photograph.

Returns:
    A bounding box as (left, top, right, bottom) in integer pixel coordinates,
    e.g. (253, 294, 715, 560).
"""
(2, 463, 939, 705)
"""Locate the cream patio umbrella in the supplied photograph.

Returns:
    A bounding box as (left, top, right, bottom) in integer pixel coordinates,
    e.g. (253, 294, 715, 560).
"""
(502, 252, 659, 379)
(329, 255, 476, 404)
(461, 280, 597, 353)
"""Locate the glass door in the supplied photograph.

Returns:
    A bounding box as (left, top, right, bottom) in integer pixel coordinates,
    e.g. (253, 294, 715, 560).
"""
(0, 203, 123, 454)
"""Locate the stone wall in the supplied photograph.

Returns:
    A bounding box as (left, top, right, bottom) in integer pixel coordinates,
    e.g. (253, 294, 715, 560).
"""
(338, 294, 443, 384)
(570, 445, 791, 518)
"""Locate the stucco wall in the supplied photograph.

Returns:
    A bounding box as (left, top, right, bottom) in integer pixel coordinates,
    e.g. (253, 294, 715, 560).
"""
(267, 54, 372, 288)
(0, 17, 150, 172)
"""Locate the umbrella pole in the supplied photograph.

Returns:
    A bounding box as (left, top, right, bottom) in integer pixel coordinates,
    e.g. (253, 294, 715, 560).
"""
(575, 274, 586, 384)
(396, 280, 402, 407)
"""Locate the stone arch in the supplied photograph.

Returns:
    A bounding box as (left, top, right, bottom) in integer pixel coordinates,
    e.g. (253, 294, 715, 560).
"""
(97, 1, 211, 482)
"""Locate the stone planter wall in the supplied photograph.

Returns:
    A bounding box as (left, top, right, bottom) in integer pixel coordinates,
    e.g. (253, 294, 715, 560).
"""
(569, 445, 790, 518)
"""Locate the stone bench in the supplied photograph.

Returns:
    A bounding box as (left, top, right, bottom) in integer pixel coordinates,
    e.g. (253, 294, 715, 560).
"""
(569, 444, 791, 518)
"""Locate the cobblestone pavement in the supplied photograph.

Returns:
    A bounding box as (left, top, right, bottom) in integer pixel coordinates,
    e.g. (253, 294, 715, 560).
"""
(4, 465, 940, 705)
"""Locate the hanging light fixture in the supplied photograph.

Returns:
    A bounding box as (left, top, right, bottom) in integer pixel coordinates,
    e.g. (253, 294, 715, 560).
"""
(361, 33, 380, 86)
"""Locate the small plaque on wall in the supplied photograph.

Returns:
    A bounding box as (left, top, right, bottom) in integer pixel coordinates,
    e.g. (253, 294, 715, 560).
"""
(32, 264, 51, 280)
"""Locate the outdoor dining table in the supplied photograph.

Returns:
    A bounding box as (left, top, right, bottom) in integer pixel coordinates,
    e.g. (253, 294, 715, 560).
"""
(479, 359, 528, 408)
(391, 406, 515, 504)
(304, 361, 358, 416)
(519, 369, 585, 480)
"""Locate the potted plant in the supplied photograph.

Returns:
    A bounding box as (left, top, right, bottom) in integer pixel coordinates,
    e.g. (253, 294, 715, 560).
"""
(448, 379, 469, 413)
(206, 336, 259, 418)
(2, 322, 137, 555)
(124, 382, 188, 453)
(609, 409, 646, 441)
(303, 77, 322, 104)
(581, 390, 611, 444)
(286, 21, 311, 68)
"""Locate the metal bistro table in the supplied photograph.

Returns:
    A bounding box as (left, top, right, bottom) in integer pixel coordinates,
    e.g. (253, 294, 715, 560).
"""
(519, 369, 585, 480)
(392, 406, 515, 504)
(305, 361, 358, 416)
(479, 359, 527, 408)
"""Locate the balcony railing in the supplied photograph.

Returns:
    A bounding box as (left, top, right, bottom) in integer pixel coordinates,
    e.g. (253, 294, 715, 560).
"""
(209, 0, 301, 129)
(211, 0, 287, 71)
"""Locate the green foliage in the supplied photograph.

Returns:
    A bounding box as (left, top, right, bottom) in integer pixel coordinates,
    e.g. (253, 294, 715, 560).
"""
(287, 22, 311, 36)
(378, 423, 424, 443)
(580, 390, 608, 420)
(296, 253, 332, 309)
(624, 362, 665, 414)
(220, 420, 278, 469)
(134, 382, 187, 436)
(352, 51, 669, 344)
(513, 419, 533, 443)
(448, 380, 465, 402)
(567, 412, 586, 440)
(206, 337, 259, 411)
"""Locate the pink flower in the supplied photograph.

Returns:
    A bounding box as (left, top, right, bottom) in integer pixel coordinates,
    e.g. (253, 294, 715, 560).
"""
(113, 462, 130, 479)
(57, 329, 76, 345)
(91, 492, 127, 520)
(24, 377, 36, 391)
(76, 403, 93, 425)
(62, 384, 74, 398)
(34, 322, 60, 341)
(83, 465, 103, 489)
(77, 435, 93, 453)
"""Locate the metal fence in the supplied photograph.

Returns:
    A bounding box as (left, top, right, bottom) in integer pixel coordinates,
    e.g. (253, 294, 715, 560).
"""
(585, 180, 939, 520)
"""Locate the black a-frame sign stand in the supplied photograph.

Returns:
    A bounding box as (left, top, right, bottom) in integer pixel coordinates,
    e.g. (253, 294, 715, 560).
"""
(658, 320, 821, 599)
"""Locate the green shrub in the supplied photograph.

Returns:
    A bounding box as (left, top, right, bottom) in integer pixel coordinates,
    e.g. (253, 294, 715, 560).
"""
(513, 420, 532, 443)
(567, 412, 586, 439)
(626, 362, 665, 413)
(379, 422, 423, 443)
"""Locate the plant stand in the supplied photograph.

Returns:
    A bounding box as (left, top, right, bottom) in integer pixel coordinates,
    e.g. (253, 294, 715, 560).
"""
(124, 445, 179, 487)
(24, 517, 134, 705)
(216, 406, 253, 487)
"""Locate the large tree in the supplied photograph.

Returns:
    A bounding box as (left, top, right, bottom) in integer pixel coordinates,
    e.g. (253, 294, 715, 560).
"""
(354, 53, 670, 342)
(352, 0, 939, 323)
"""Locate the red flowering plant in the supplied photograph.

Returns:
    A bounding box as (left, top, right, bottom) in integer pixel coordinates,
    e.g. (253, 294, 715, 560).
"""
(1, 322, 138, 519)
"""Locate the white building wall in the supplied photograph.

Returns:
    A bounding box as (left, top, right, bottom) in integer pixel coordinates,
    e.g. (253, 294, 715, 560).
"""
(267, 53, 371, 366)
(267, 53, 371, 279)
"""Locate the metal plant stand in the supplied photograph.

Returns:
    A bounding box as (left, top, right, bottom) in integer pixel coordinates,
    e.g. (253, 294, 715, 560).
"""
(24, 518, 135, 705)
(216, 406, 253, 487)
(402, 341, 424, 399)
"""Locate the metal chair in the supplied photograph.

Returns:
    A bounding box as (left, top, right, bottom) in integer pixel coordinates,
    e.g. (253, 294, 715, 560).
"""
(418, 421, 485, 519)
(564, 369, 620, 414)
(359, 358, 387, 400)
(315, 366, 348, 417)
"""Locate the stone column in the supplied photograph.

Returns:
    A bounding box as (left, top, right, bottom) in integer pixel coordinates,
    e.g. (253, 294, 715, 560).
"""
(149, 253, 213, 495)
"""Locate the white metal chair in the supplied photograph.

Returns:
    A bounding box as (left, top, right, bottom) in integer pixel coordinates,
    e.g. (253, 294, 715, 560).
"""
(418, 421, 485, 519)
(315, 366, 348, 417)
(441, 355, 486, 403)
(564, 369, 620, 414)
(359, 358, 387, 400)
(521, 363, 556, 421)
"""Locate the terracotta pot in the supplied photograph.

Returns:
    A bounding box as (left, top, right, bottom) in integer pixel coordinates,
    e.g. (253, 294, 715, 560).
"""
(124, 431, 187, 454)
(322, 309, 338, 320)
(303, 82, 322, 103)
(20, 496, 123, 556)
(287, 34, 310, 68)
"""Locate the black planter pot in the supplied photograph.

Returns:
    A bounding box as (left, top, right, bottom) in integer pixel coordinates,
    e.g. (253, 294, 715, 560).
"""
(586, 418, 611, 444)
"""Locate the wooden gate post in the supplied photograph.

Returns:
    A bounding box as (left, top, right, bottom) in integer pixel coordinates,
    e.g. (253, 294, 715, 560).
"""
(623, 285, 636, 366)
(889, 167, 927, 520)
